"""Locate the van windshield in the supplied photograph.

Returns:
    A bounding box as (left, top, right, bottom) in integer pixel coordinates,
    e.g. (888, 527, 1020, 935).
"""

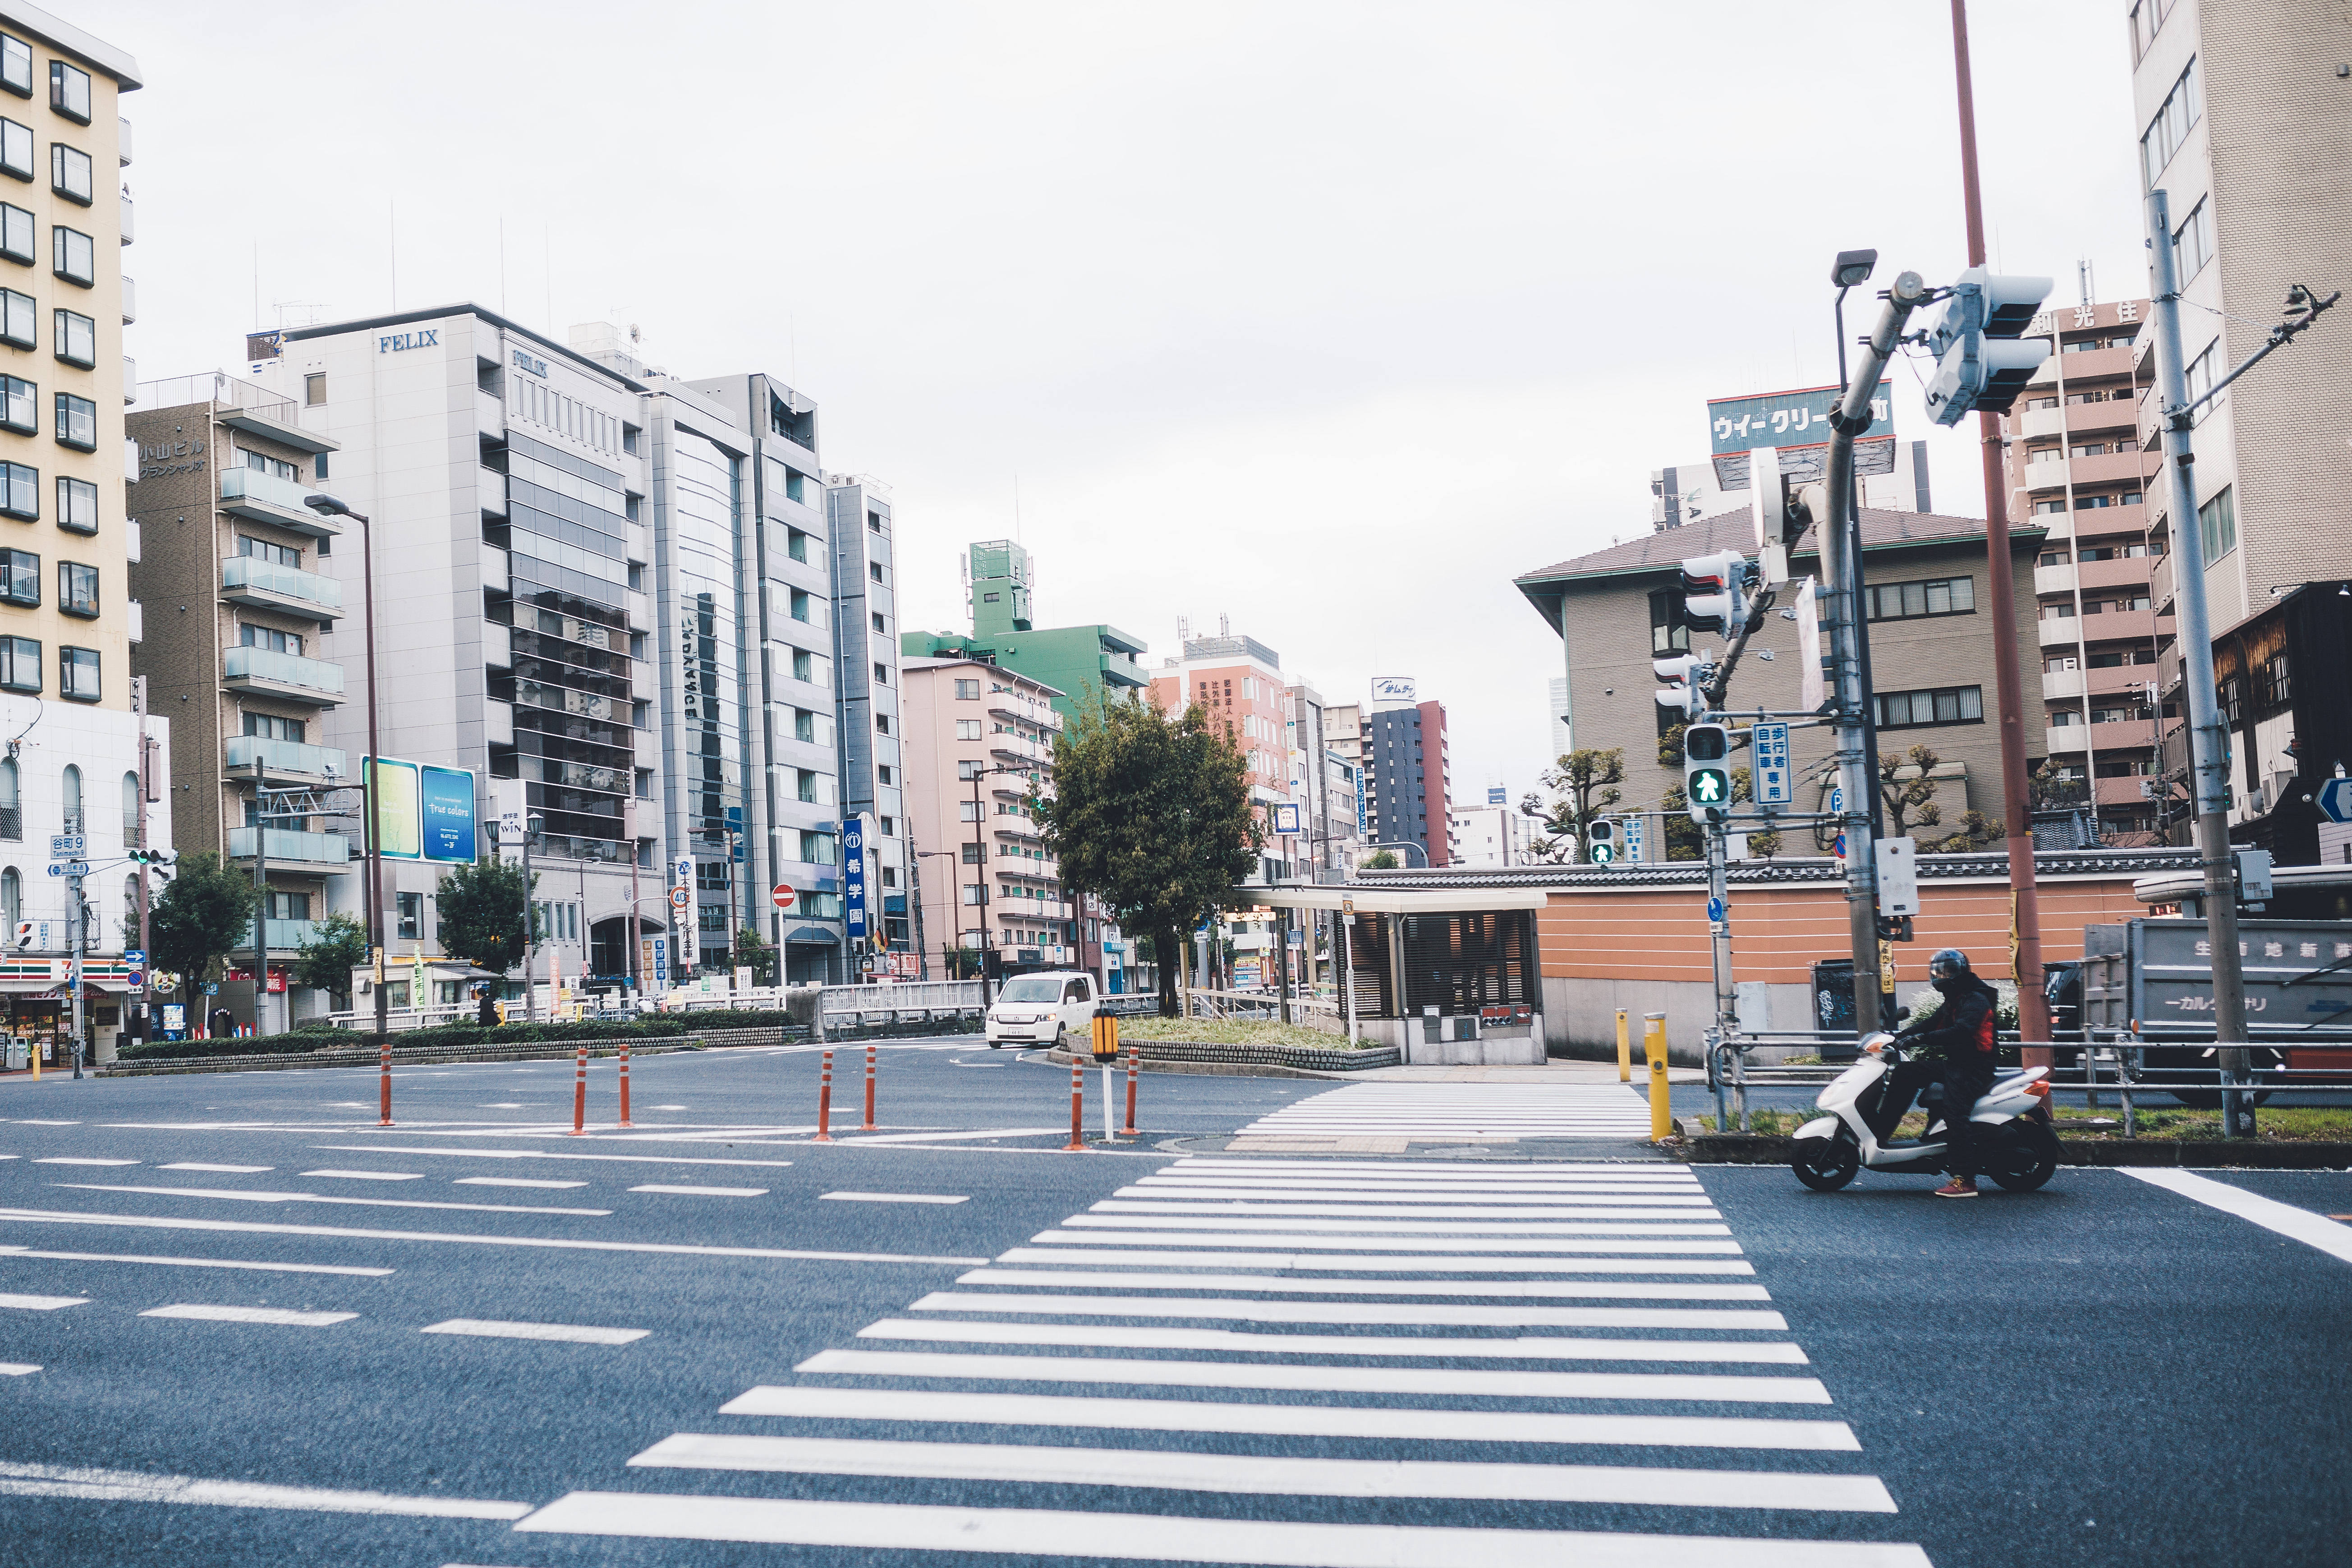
(997, 977, 1062, 1003)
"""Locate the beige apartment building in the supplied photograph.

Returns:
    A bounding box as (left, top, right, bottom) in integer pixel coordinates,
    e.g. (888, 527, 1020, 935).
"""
(900, 656, 1073, 977)
(126, 375, 343, 1030)
(1515, 508, 2045, 846)
(2001, 297, 2168, 843)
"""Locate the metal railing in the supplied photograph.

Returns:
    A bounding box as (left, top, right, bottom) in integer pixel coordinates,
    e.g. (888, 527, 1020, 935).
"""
(133, 370, 297, 420)
(1181, 985, 1343, 1032)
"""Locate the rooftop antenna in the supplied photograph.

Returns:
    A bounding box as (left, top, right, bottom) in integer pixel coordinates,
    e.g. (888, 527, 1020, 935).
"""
(2078, 258, 2094, 307)
(1218, 612, 1230, 637)
(1176, 615, 1191, 646)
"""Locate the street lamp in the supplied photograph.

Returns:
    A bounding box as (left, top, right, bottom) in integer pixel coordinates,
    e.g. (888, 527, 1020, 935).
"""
(303, 491, 385, 1035)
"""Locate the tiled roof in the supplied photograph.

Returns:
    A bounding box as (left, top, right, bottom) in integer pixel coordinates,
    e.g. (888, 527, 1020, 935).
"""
(1513, 507, 2042, 588)
(1353, 846, 2197, 888)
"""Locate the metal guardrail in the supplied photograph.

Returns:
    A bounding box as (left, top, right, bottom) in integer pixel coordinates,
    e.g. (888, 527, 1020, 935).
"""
(1181, 986, 1343, 1033)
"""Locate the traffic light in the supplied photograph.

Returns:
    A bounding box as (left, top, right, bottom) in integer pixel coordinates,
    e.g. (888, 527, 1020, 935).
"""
(1678, 550, 1752, 635)
(1653, 654, 1708, 721)
(1683, 722, 1732, 824)
(128, 848, 174, 868)
(1923, 267, 2052, 425)
(1586, 817, 1616, 864)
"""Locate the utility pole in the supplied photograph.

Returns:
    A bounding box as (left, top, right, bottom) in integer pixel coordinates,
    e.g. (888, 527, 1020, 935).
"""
(626, 799, 643, 1002)
(252, 757, 269, 1034)
(133, 678, 152, 1046)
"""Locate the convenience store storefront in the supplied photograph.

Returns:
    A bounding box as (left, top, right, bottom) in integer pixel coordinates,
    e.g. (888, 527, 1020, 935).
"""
(0, 957, 135, 1068)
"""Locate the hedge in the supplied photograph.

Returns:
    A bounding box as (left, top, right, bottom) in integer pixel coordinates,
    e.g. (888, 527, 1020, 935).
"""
(117, 1008, 796, 1062)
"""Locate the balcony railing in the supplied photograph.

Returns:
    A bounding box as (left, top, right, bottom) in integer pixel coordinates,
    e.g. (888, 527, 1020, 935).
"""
(225, 735, 348, 779)
(221, 556, 343, 614)
(265, 918, 320, 950)
(220, 465, 321, 518)
(223, 645, 345, 698)
(228, 826, 353, 866)
(134, 371, 298, 420)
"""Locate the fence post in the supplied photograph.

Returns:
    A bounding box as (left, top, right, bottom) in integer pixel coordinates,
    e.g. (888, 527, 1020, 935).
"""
(815, 1048, 834, 1141)
(1123, 1024, 1139, 1136)
(1064, 1056, 1086, 1151)
(862, 1042, 878, 1132)
(1615, 1009, 1631, 1084)
(1643, 1011, 1670, 1141)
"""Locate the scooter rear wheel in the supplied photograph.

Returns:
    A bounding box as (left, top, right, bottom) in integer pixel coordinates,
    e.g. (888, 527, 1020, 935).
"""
(1984, 1119, 2061, 1192)
(1791, 1135, 1860, 1191)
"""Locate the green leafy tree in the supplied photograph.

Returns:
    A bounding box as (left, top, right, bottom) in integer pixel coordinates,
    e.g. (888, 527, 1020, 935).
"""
(1033, 690, 1263, 1017)
(436, 856, 532, 975)
(291, 911, 369, 1009)
(147, 852, 262, 1006)
(1360, 849, 1400, 871)
(1521, 748, 1626, 863)
(732, 925, 776, 983)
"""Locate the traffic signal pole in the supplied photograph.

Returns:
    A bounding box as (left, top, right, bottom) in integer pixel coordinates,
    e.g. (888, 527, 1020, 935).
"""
(1824, 272, 1931, 1039)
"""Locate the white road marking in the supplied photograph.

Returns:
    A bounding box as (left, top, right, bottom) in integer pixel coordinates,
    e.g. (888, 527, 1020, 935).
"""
(0, 1292, 86, 1310)
(0, 1362, 35, 1375)
(0, 1458, 529, 1518)
(651, 1104, 689, 1110)
(795, 1347, 1831, 1403)
(1064, 1214, 1729, 1237)
(910, 1291, 1785, 1329)
(0, 1243, 390, 1277)
(31, 1158, 138, 1167)
(630, 1432, 1897, 1511)
(0, 1207, 986, 1265)
(299, 1169, 423, 1182)
(840, 1128, 1067, 1144)
(455, 1177, 589, 1190)
(822, 1192, 970, 1205)
(1170, 1159, 1696, 1177)
(854, 1316, 1808, 1365)
(422, 1318, 649, 1346)
(1029, 1229, 1740, 1253)
(629, 1184, 766, 1197)
(8, 1121, 78, 1126)
(997, 1246, 1755, 1273)
(954, 1267, 1771, 1300)
(141, 1303, 356, 1327)
(57, 1183, 611, 1219)
(479, 1103, 529, 1109)
(1107, 1196, 1719, 1215)
(158, 1164, 273, 1174)
(514, 1492, 1929, 1565)
(719, 1384, 1861, 1449)
(312, 1144, 795, 1170)
(2123, 1168, 2352, 1266)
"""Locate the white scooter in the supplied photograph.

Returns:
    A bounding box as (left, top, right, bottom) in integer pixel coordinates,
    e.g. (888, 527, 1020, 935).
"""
(1790, 1031, 2061, 1192)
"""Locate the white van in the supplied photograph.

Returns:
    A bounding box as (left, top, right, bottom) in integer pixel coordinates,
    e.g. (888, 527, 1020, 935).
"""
(985, 971, 1099, 1049)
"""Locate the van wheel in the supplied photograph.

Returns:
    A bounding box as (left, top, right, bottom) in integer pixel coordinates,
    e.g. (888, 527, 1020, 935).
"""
(988, 1039, 1001, 1049)
(1051, 1025, 1065, 1052)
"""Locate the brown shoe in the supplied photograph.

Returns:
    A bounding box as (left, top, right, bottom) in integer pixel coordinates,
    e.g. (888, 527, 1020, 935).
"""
(1934, 1178, 1980, 1198)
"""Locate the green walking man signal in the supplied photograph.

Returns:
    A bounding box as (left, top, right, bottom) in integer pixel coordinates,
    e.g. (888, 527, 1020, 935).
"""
(1683, 722, 1731, 825)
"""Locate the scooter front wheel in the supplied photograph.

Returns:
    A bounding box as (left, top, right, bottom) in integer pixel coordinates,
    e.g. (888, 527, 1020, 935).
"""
(1791, 1135, 1860, 1191)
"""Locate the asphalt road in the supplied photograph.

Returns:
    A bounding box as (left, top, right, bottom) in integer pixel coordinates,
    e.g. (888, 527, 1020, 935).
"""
(0, 1041, 2343, 1566)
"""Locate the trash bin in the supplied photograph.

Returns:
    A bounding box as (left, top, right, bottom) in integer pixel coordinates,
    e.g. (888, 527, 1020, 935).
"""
(1811, 961, 1860, 1061)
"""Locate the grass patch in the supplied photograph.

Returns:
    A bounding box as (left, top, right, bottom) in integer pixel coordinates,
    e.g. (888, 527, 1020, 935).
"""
(2055, 1106, 2352, 1142)
(1116, 1017, 1367, 1049)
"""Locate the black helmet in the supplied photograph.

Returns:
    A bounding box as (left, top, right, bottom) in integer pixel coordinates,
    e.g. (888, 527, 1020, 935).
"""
(1928, 948, 1971, 983)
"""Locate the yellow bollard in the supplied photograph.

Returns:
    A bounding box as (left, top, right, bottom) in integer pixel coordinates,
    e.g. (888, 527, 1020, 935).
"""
(1615, 1009, 1631, 1083)
(1643, 1011, 1670, 1141)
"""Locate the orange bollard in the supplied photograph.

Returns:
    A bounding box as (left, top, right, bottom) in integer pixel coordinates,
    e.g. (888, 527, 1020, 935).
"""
(1064, 1058, 1087, 1151)
(862, 1042, 878, 1131)
(1123, 1033, 1139, 1136)
(813, 1048, 834, 1141)
(570, 1041, 587, 1135)
(617, 1036, 632, 1129)
(378, 1037, 393, 1127)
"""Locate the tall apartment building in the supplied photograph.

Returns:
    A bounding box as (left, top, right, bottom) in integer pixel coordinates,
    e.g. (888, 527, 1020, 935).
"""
(0, 10, 163, 1056)
(1148, 623, 1295, 880)
(128, 374, 342, 1029)
(2001, 297, 2167, 844)
(1360, 688, 1454, 868)
(252, 307, 657, 996)
(1450, 799, 1530, 868)
(2128, 0, 2352, 846)
(821, 475, 908, 961)
(902, 540, 1148, 726)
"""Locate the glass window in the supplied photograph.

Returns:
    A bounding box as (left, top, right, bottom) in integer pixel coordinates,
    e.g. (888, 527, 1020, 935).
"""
(0, 118, 26, 180)
(0, 547, 33, 604)
(0, 461, 33, 520)
(48, 61, 88, 123)
(873, 661, 889, 686)
(2198, 486, 2237, 562)
(239, 534, 300, 567)
(51, 391, 92, 450)
(954, 678, 979, 699)
(0, 634, 32, 691)
(0, 37, 28, 98)
(0, 287, 28, 349)
(1866, 575, 1974, 621)
(0, 867, 13, 928)
(240, 623, 301, 655)
(243, 712, 305, 741)
(955, 718, 982, 740)
(395, 891, 422, 940)
(2173, 198, 2213, 283)
(0, 202, 28, 265)
(47, 142, 87, 204)
(303, 372, 325, 407)
(1648, 588, 1689, 655)
(57, 644, 94, 701)
(2140, 55, 2201, 189)
(242, 447, 295, 481)
(0, 375, 30, 434)
(55, 560, 92, 616)
(52, 307, 90, 365)
(1873, 685, 1984, 731)
(786, 527, 808, 563)
(868, 560, 882, 584)
(789, 587, 812, 622)
(54, 474, 92, 533)
(50, 224, 90, 286)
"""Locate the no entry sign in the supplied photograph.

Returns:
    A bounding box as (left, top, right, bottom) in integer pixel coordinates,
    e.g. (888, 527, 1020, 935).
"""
(771, 883, 796, 910)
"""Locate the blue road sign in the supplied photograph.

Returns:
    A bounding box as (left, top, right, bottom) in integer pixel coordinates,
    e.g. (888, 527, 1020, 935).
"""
(2320, 777, 2352, 825)
(1706, 895, 1726, 923)
(1828, 785, 1844, 814)
(1833, 833, 1847, 859)
(1751, 722, 1792, 805)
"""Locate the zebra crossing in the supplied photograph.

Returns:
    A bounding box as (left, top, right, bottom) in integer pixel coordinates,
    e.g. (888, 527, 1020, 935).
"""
(1232, 1082, 1659, 1143)
(510, 1154, 1930, 1564)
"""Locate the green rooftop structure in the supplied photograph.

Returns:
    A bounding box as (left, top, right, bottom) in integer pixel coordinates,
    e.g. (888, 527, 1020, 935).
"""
(901, 539, 1149, 723)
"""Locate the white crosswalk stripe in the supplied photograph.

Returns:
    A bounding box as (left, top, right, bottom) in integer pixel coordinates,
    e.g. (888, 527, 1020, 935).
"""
(1234, 1084, 1659, 1142)
(514, 1154, 1931, 1563)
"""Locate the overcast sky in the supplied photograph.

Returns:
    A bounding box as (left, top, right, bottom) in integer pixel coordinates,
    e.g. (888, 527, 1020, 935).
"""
(92, 0, 2148, 808)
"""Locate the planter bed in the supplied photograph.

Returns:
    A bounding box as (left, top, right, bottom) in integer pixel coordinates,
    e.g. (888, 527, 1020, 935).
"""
(1045, 1037, 1400, 1077)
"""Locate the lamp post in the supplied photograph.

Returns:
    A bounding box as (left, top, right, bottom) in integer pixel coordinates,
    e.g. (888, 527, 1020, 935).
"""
(302, 492, 384, 1035)
(1830, 248, 1894, 1029)
(519, 813, 544, 1021)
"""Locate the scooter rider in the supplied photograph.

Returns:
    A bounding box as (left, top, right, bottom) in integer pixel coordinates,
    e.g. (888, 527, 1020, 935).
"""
(1886, 948, 2001, 1198)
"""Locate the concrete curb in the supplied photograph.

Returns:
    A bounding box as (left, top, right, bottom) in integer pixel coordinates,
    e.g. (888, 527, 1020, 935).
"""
(1677, 1132, 2352, 1169)
(1039, 1048, 1364, 1082)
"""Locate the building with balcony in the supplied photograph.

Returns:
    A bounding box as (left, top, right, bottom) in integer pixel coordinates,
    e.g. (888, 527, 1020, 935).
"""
(901, 656, 1073, 979)
(902, 539, 1148, 727)
(2000, 297, 2168, 844)
(127, 374, 345, 1029)
(1362, 685, 1455, 869)
(1148, 621, 1306, 881)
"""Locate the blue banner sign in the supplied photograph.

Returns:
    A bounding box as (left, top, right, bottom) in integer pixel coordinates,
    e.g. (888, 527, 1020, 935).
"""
(843, 815, 869, 945)
(420, 765, 477, 863)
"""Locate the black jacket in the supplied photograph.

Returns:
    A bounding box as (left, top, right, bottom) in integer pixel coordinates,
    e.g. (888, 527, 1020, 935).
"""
(1902, 974, 1999, 1066)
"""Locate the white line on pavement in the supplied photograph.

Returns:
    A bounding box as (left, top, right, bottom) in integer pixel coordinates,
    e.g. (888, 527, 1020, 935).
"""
(1168, 1160, 1695, 1177)
(0, 1292, 85, 1310)
(422, 1318, 649, 1346)
(0, 1458, 529, 1518)
(794, 1348, 1832, 1403)
(854, 1317, 1810, 1365)
(0, 1362, 34, 1375)
(953, 1268, 1771, 1300)
(629, 1184, 766, 1197)
(1109, 1196, 1719, 1214)
(0, 1244, 390, 1277)
(513, 1491, 1929, 1565)
(909, 1291, 1786, 1329)
(31, 1158, 138, 1167)
(454, 1177, 589, 1190)
(140, 1303, 356, 1327)
(996, 1246, 1755, 1273)
(1029, 1230, 1741, 1254)
(628, 1432, 1898, 1512)
(299, 1170, 423, 1182)
(0, 1207, 988, 1265)
(823, 1192, 970, 1205)
(718, 1383, 1860, 1449)
(840, 1128, 1067, 1144)
(158, 1164, 273, 1174)
(2122, 1168, 2352, 1267)
(1063, 1214, 1730, 1236)
(56, 1183, 611, 1219)
(311, 1144, 796, 1170)
(8, 1121, 78, 1127)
